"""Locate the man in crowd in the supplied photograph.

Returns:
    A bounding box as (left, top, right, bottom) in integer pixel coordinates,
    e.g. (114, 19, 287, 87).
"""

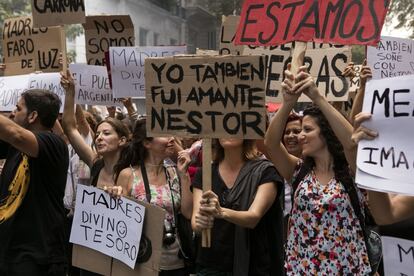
(0, 89, 69, 276)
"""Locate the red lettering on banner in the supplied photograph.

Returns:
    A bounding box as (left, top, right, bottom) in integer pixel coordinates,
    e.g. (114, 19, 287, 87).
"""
(235, 0, 390, 46)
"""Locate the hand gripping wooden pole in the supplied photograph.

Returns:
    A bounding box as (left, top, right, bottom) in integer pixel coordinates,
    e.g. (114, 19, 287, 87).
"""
(201, 138, 212, 247)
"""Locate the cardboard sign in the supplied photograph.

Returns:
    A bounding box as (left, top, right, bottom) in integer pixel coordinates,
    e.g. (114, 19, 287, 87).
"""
(196, 49, 219, 56)
(2, 16, 64, 75)
(145, 55, 267, 138)
(84, 15, 135, 66)
(367, 36, 414, 79)
(70, 185, 145, 269)
(356, 75, 414, 195)
(31, 0, 86, 27)
(72, 199, 166, 276)
(109, 46, 187, 98)
(0, 75, 30, 111)
(382, 236, 414, 276)
(27, 72, 66, 112)
(244, 43, 350, 102)
(356, 168, 414, 196)
(349, 65, 362, 92)
(219, 15, 245, 55)
(0, 73, 65, 112)
(234, 0, 390, 46)
(69, 64, 121, 106)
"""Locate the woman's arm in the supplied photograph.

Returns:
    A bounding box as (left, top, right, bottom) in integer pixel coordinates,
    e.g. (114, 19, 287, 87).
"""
(115, 168, 133, 196)
(61, 71, 96, 168)
(191, 188, 214, 232)
(349, 60, 372, 125)
(368, 192, 414, 225)
(201, 182, 277, 229)
(264, 68, 300, 181)
(176, 151, 193, 219)
(75, 104, 91, 138)
(295, 68, 356, 173)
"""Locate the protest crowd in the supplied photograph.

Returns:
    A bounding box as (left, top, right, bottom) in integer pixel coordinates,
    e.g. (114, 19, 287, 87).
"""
(0, 0, 414, 276)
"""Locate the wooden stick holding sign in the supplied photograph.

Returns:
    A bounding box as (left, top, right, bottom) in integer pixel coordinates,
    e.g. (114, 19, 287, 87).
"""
(60, 28, 67, 77)
(290, 42, 307, 76)
(201, 138, 212, 247)
(145, 55, 267, 249)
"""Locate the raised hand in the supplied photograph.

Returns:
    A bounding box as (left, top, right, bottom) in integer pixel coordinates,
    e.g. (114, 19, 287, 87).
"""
(294, 66, 320, 101)
(281, 64, 300, 105)
(342, 61, 356, 80)
(359, 59, 372, 87)
(177, 150, 191, 177)
(351, 112, 378, 145)
(60, 70, 75, 92)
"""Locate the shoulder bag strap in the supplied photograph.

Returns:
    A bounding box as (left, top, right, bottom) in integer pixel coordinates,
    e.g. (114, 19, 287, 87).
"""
(140, 164, 152, 203)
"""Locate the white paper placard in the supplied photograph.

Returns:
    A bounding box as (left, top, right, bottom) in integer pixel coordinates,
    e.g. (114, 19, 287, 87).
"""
(382, 236, 414, 276)
(70, 185, 145, 269)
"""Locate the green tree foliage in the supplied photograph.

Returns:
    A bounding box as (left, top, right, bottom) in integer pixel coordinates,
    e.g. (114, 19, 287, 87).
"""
(197, 0, 243, 20)
(386, 0, 414, 38)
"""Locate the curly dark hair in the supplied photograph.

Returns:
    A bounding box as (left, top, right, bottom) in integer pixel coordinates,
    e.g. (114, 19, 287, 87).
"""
(301, 105, 354, 193)
(114, 118, 152, 182)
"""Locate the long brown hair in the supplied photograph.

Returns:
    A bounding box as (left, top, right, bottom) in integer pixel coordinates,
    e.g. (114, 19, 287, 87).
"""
(212, 139, 259, 163)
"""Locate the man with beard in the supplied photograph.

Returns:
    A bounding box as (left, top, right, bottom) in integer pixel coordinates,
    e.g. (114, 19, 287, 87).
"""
(0, 89, 68, 276)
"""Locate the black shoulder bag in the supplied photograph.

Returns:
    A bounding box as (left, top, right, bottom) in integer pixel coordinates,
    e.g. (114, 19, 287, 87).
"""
(343, 182, 382, 275)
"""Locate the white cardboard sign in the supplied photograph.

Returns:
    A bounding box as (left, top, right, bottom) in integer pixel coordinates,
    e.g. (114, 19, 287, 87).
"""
(0, 73, 65, 112)
(356, 75, 414, 195)
(69, 64, 121, 106)
(69, 185, 145, 269)
(109, 46, 187, 98)
(367, 36, 414, 79)
(382, 236, 414, 276)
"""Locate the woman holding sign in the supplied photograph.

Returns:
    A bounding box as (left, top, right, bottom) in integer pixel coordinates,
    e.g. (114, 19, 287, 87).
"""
(265, 66, 372, 275)
(191, 138, 284, 276)
(114, 119, 193, 276)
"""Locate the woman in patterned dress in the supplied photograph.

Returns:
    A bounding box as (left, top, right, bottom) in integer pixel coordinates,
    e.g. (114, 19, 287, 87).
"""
(114, 119, 193, 276)
(265, 65, 371, 275)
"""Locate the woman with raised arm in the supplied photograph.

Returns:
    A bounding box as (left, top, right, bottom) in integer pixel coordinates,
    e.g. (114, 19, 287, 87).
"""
(60, 72, 129, 189)
(265, 66, 371, 275)
(114, 119, 193, 276)
(191, 138, 284, 276)
(61, 72, 130, 276)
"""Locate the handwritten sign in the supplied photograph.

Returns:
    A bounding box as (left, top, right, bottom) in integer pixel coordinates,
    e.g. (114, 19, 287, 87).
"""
(367, 36, 414, 79)
(110, 46, 187, 98)
(349, 64, 362, 92)
(0, 73, 65, 112)
(69, 64, 120, 106)
(0, 75, 30, 111)
(31, 0, 85, 27)
(244, 43, 350, 102)
(84, 15, 135, 66)
(2, 16, 64, 75)
(234, 0, 390, 46)
(357, 75, 414, 195)
(70, 185, 145, 269)
(219, 15, 245, 55)
(27, 73, 65, 112)
(145, 55, 266, 138)
(382, 236, 414, 276)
